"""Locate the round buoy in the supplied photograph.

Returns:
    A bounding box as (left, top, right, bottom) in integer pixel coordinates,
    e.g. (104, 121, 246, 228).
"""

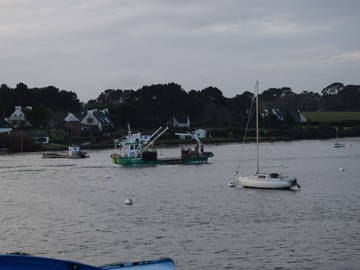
(105, 175, 111, 179)
(125, 198, 133, 205)
(338, 168, 345, 171)
(228, 181, 236, 188)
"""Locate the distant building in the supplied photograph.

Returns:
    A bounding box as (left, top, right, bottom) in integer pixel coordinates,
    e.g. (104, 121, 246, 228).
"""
(175, 129, 207, 140)
(270, 109, 307, 123)
(8, 106, 27, 122)
(81, 109, 113, 132)
(170, 115, 191, 128)
(0, 118, 12, 134)
(194, 129, 207, 139)
(6, 106, 32, 127)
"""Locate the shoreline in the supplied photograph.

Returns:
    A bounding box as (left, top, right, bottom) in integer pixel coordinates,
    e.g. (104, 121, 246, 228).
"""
(1, 135, 358, 154)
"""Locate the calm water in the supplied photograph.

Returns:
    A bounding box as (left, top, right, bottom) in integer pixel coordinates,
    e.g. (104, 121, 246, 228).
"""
(1, 138, 360, 269)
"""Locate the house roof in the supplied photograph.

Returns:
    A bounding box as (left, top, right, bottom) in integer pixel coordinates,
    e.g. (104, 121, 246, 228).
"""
(64, 112, 80, 122)
(272, 109, 302, 122)
(93, 111, 113, 126)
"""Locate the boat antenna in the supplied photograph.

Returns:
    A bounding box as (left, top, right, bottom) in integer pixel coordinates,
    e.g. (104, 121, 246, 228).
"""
(256, 80, 260, 175)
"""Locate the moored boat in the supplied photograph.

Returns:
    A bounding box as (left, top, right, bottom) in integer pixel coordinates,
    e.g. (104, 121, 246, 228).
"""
(42, 146, 89, 159)
(111, 126, 213, 166)
(239, 173, 298, 189)
(238, 81, 300, 190)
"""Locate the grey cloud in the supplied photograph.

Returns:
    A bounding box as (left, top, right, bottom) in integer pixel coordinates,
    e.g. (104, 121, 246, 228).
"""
(1, 0, 359, 100)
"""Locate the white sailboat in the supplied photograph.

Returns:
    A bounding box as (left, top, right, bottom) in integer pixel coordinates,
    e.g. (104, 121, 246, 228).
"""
(238, 81, 300, 189)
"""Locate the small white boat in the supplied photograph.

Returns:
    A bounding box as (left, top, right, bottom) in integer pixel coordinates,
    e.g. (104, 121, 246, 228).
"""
(42, 146, 89, 159)
(68, 145, 89, 158)
(238, 81, 299, 190)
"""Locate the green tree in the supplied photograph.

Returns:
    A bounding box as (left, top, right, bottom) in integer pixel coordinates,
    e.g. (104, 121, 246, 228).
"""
(24, 106, 50, 128)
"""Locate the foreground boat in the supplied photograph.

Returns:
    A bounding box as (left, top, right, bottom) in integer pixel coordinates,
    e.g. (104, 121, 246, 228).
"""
(43, 146, 89, 159)
(238, 81, 300, 190)
(111, 126, 213, 166)
(0, 255, 177, 270)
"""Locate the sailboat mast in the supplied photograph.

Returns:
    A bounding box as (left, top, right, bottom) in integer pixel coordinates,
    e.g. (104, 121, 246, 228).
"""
(256, 81, 259, 174)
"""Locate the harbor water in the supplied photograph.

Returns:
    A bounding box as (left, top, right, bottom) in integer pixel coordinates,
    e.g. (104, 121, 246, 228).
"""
(1, 138, 360, 269)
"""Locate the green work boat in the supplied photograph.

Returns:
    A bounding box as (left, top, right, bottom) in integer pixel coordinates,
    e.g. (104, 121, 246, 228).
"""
(111, 126, 213, 166)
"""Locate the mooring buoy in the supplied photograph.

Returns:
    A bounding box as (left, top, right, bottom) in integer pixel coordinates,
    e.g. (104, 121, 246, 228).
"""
(125, 198, 133, 205)
(228, 181, 236, 188)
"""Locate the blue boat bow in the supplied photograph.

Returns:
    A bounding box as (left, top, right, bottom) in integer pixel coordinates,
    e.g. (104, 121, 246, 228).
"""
(0, 255, 176, 270)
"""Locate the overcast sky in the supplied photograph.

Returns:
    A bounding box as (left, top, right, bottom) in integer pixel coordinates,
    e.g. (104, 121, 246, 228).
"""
(1, 0, 360, 101)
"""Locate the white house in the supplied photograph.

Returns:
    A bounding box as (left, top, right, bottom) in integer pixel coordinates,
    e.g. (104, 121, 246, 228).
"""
(81, 109, 113, 132)
(171, 116, 190, 128)
(8, 106, 27, 122)
(64, 112, 80, 122)
(267, 109, 307, 123)
(7, 106, 32, 127)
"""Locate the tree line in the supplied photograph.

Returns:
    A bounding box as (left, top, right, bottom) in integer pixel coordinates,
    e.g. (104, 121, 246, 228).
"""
(0, 83, 82, 117)
(1, 82, 360, 128)
(87, 82, 360, 127)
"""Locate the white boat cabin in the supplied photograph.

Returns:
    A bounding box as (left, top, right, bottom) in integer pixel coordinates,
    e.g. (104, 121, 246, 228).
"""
(255, 173, 281, 180)
(115, 133, 151, 158)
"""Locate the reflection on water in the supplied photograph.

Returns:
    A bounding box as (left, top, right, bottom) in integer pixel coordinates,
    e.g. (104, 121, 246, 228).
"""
(1, 138, 360, 269)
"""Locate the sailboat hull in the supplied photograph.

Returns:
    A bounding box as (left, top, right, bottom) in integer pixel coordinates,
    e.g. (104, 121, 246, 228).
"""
(238, 176, 297, 189)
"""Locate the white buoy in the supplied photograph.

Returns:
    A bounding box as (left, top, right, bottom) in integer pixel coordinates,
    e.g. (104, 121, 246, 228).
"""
(228, 181, 236, 188)
(105, 175, 111, 179)
(125, 198, 133, 205)
(338, 168, 345, 171)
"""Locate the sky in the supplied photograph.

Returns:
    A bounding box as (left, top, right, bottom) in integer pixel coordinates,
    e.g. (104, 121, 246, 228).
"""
(1, 0, 360, 102)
